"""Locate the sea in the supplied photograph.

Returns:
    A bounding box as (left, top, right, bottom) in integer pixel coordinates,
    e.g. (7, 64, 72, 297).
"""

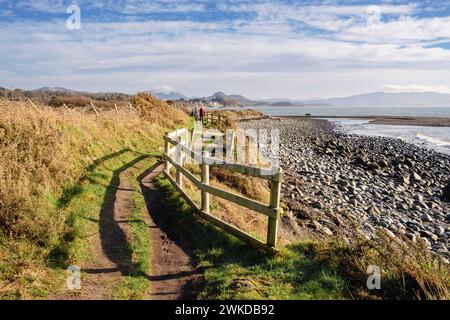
(237, 105, 450, 155)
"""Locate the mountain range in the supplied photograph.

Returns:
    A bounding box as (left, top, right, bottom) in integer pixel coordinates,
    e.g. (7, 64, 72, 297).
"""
(205, 92, 250, 106)
(34, 87, 78, 93)
(154, 90, 450, 107)
(254, 92, 450, 107)
(316, 92, 450, 107)
(147, 90, 188, 101)
(16, 87, 450, 108)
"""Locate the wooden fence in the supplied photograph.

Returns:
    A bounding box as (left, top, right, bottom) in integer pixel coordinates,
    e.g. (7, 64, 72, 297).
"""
(163, 128, 282, 254)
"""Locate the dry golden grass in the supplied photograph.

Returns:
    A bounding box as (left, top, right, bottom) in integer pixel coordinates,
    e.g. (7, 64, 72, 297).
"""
(174, 162, 271, 242)
(317, 230, 450, 300)
(210, 168, 270, 203)
(131, 92, 186, 128)
(207, 109, 263, 131)
(0, 96, 188, 298)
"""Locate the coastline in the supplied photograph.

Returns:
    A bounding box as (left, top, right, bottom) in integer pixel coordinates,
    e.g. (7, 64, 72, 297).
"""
(239, 117, 450, 261)
(275, 115, 450, 127)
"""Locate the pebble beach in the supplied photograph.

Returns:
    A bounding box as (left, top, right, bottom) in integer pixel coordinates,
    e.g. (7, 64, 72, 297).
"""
(240, 117, 450, 261)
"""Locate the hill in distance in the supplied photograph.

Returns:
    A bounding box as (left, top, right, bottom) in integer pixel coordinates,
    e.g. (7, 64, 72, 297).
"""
(249, 92, 450, 107)
(33, 86, 130, 97)
(8, 86, 450, 108)
(148, 90, 188, 101)
(207, 92, 243, 106)
(34, 87, 77, 93)
(315, 92, 450, 107)
(189, 92, 254, 106)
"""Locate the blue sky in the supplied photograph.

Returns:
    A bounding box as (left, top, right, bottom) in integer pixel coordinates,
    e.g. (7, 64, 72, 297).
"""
(1, 0, 450, 99)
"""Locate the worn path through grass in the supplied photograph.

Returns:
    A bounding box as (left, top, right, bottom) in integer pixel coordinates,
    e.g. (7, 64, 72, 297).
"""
(53, 154, 204, 300)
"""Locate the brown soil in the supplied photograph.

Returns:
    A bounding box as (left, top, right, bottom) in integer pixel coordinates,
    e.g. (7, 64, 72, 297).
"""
(139, 164, 204, 300)
(54, 159, 204, 300)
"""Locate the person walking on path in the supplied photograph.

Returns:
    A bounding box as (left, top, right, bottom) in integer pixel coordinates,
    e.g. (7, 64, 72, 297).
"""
(193, 105, 199, 121)
(200, 105, 205, 123)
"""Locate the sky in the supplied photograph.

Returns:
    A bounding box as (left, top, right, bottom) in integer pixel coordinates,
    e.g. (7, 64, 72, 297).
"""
(1, 0, 450, 99)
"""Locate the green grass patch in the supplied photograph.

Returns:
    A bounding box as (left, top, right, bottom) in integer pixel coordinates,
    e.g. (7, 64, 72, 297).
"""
(155, 173, 450, 300)
(111, 159, 155, 300)
(0, 95, 190, 299)
(155, 176, 348, 300)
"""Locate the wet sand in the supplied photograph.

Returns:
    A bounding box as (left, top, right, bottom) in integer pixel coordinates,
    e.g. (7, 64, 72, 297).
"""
(369, 117, 450, 127)
(277, 116, 450, 127)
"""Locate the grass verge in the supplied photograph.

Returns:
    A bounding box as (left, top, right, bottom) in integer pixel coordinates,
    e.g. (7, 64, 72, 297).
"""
(155, 176, 348, 300)
(0, 94, 188, 299)
(111, 159, 155, 300)
(156, 174, 450, 300)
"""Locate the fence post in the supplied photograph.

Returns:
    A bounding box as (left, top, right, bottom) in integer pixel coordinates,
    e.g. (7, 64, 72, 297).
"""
(62, 103, 71, 112)
(176, 135, 183, 190)
(201, 151, 210, 213)
(90, 102, 99, 117)
(164, 132, 170, 173)
(27, 99, 42, 114)
(267, 168, 282, 247)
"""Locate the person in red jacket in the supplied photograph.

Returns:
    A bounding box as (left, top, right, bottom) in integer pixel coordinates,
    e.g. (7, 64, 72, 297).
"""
(199, 105, 205, 123)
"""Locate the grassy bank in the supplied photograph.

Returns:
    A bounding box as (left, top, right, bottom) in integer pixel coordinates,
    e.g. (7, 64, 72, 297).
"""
(0, 94, 188, 298)
(156, 176, 347, 300)
(156, 176, 450, 300)
(111, 159, 155, 300)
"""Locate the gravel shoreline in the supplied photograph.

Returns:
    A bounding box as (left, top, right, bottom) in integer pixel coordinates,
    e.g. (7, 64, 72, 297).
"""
(239, 118, 450, 261)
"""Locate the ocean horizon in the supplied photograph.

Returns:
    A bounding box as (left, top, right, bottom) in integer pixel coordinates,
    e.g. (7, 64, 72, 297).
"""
(236, 105, 450, 155)
(241, 105, 450, 118)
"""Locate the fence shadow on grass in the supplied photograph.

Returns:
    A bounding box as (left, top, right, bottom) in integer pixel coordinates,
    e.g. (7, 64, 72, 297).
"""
(95, 154, 149, 275)
(57, 149, 131, 209)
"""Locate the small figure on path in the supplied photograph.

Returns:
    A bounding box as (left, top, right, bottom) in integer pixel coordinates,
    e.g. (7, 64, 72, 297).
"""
(193, 105, 199, 121)
(200, 105, 205, 123)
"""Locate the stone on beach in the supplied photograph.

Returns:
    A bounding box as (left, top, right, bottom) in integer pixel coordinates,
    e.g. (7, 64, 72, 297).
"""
(240, 117, 450, 260)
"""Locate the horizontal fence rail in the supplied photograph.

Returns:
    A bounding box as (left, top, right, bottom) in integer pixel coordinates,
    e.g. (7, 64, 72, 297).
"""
(163, 128, 282, 254)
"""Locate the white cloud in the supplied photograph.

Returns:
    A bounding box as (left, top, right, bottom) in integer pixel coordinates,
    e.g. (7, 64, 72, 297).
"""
(220, 3, 417, 16)
(154, 85, 175, 93)
(123, 1, 205, 14)
(1, 2, 450, 98)
(338, 16, 450, 44)
(220, 3, 450, 47)
(218, 3, 418, 33)
(16, 0, 66, 14)
(1, 16, 450, 98)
